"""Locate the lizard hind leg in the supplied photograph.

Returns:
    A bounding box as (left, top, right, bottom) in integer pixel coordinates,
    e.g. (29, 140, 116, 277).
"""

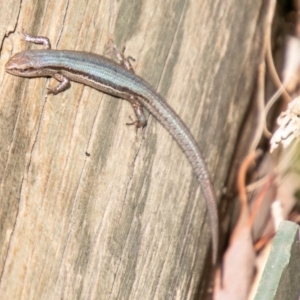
(107, 39, 135, 72)
(107, 40, 147, 132)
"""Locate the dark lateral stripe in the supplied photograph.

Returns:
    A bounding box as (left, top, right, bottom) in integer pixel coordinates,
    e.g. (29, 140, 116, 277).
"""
(47, 66, 145, 99)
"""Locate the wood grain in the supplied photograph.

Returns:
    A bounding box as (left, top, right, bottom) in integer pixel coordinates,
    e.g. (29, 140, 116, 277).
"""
(0, 0, 266, 299)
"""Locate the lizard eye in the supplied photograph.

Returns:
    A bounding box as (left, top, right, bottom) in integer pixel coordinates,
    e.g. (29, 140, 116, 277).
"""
(20, 67, 34, 72)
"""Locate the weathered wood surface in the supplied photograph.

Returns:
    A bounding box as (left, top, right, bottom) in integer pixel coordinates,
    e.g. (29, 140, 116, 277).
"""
(0, 1, 265, 299)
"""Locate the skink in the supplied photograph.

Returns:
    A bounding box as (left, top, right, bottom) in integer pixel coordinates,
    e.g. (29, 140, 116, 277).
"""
(5, 33, 219, 263)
